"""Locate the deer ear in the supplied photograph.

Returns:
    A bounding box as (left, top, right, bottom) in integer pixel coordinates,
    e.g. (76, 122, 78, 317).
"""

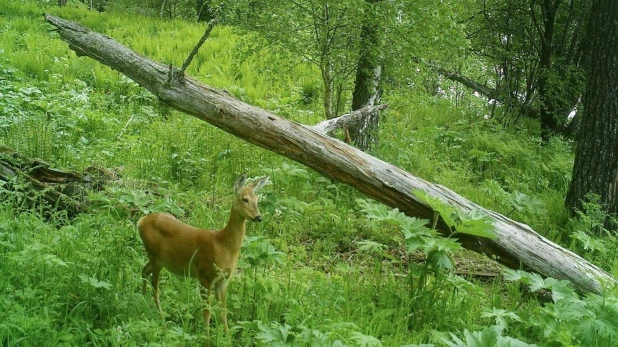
(234, 174, 247, 193)
(252, 176, 269, 192)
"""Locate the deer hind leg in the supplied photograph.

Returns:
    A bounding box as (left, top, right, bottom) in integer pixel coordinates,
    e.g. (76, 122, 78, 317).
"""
(141, 262, 153, 294)
(151, 266, 163, 315)
(143, 262, 165, 325)
(214, 279, 230, 335)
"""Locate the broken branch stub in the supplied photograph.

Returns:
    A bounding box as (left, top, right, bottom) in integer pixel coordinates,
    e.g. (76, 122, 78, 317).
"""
(310, 104, 388, 136)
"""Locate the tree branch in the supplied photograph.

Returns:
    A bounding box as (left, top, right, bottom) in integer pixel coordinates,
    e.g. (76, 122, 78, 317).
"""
(180, 19, 217, 79)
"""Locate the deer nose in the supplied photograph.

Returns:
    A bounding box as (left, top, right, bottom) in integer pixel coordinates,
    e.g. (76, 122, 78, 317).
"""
(254, 215, 263, 222)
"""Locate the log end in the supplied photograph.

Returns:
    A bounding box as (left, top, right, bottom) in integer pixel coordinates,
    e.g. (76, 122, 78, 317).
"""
(44, 14, 90, 34)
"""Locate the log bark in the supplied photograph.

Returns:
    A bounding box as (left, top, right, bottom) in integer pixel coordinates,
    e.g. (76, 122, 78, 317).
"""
(44, 14, 616, 294)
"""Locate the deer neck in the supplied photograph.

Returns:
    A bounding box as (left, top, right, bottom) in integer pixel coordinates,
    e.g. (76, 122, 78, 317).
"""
(219, 206, 247, 251)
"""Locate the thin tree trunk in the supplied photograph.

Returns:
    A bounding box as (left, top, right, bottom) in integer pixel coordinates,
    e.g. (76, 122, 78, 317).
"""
(565, 0, 618, 230)
(322, 62, 335, 119)
(539, 0, 560, 143)
(44, 14, 616, 294)
(350, 0, 382, 151)
(159, 0, 168, 19)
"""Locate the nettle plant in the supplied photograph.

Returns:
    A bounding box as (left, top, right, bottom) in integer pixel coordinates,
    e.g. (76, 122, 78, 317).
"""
(89, 186, 185, 217)
(503, 270, 618, 347)
(567, 193, 618, 267)
(359, 192, 618, 347)
(356, 192, 495, 273)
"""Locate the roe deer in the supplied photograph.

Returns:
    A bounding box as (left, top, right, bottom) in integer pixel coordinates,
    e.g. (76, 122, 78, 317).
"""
(137, 174, 269, 335)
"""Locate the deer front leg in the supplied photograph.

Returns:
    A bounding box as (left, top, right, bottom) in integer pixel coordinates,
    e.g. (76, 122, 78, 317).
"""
(214, 279, 230, 335)
(201, 287, 212, 331)
(200, 278, 214, 337)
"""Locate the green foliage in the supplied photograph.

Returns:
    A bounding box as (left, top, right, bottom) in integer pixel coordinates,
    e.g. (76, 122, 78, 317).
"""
(89, 186, 185, 216)
(242, 236, 287, 267)
(564, 194, 618, 278)
(466, 0, 588, 129)
(357, 198, 458, 267)
(441, 325, 537, 347)
(571, 193, 618, 237)
(504, 269, 618, 346)
(216, 0, 365, 118)
(238, 320, 382, 347)
(1, 1, 617, 346)
(412, 191, 496, 240)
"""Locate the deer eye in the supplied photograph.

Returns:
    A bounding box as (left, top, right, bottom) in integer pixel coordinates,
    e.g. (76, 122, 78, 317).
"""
(242, 198, 249, 203)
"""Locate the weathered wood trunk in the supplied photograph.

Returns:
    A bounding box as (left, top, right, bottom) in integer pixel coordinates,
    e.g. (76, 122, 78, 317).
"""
(44, 14, 616, 294)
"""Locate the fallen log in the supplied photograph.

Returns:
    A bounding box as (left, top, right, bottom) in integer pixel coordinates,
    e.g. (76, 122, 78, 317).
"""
(0, 147, 87, 217)
(0, 147, 122, 217)
(44, 14, 616, 294)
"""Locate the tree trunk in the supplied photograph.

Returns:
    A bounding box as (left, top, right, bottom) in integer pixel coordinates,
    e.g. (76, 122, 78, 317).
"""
(538, 0, 560, 143)
(321, 62, 335, 119)
(350, 0, 382, 151)
(44, 14, 616, 294)
(565, 0, 618, 230)
(196, 0, 214, 22)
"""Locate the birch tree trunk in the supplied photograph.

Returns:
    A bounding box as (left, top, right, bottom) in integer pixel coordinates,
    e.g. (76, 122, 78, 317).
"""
(350, 0, 382, 150)
(44, 14, 616, 294)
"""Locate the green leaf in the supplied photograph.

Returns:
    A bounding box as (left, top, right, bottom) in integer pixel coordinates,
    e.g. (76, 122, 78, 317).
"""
(357, 240, 386, 254)
(43, 254, 68, 267)
(427, 250, 454, 270)
(405, 237, 427, 253)
(527, 273, 546, 292)
(442, 326, 537, 347)
(79, 274, 112, 290)
(349, 331, 382, 347)
(503, 269, 526, 282)
(132, 190, 151, 207)
(544, 278, 577, 302)
(454, 209, 496, 239)
(481, 308, 521, 329)
(503, 269, 544, 291)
